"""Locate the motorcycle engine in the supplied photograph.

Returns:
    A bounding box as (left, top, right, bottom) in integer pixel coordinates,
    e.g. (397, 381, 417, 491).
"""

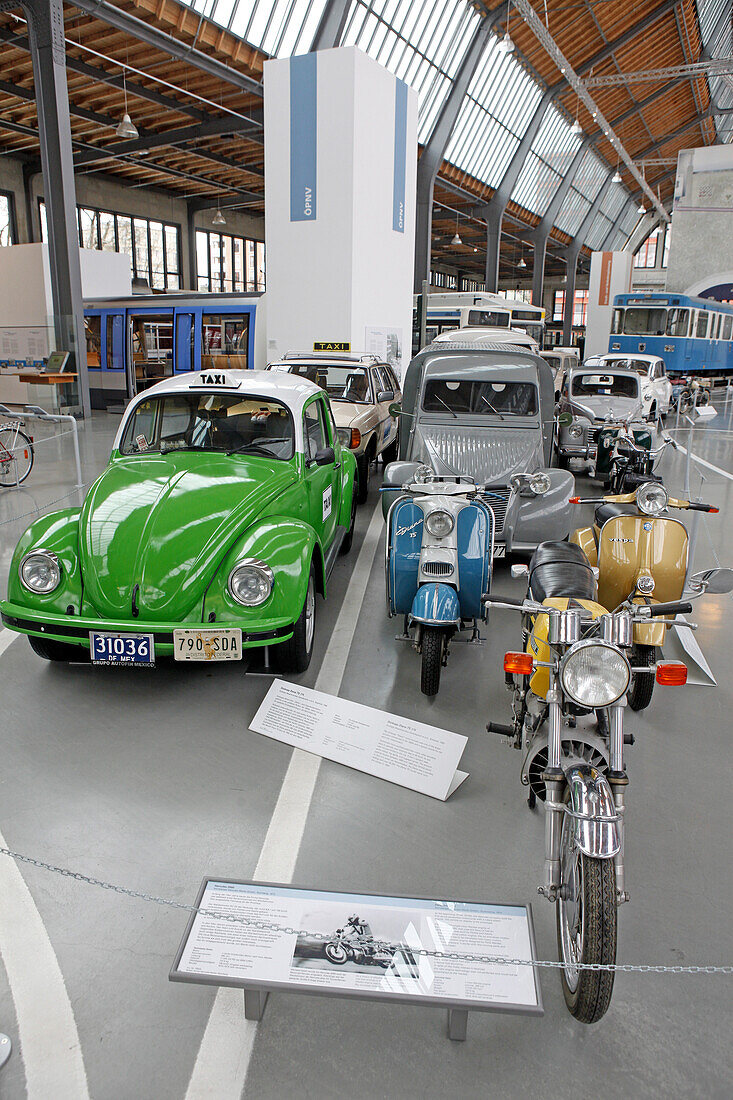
(521, 728, 609, 803)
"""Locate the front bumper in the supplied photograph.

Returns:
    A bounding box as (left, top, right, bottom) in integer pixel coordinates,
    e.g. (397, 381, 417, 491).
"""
(0, 602, 294, 655)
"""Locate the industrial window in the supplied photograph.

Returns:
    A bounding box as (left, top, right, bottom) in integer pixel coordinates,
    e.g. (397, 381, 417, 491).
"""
(0, 191, 16, 246)
(553, 290, 588, 326)
(696, 312, 709, 338)
(39, 201, 181, 290)
(195, 229, 265, 292)
(634, 227, 663, 269)
(430, 271, 458, 289)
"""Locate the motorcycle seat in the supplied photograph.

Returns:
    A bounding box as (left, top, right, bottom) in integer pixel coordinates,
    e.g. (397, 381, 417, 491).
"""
(595, 502, 637, 526)
(528, 541, 597, 603)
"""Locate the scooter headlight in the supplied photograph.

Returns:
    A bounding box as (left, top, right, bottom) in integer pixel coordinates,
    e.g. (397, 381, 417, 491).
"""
(559, 640, 630, 708)
(529, 472, 551, 495)
(424, 509, 454, 538)
(636, 482, 668, 516)
(568, 422, 584, 439)
(228, 559, 273, 606)
(20, 549, 61, 594)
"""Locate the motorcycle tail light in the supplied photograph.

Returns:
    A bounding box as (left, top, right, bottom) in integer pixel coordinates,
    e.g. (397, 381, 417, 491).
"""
(656, 662, 687, 686)
(504, 651, 533, 675)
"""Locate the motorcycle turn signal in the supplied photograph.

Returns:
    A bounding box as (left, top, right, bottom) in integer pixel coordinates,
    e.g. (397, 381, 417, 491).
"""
(655, 662, 688, 686)
(504, 651, 534, 675)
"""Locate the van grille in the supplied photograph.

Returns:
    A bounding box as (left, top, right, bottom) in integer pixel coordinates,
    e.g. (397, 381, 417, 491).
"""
(422, 561, 454, 577)
(482, 487, 511, 533)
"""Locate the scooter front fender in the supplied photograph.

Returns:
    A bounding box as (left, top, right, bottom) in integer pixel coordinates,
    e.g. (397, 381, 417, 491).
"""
(409, 583, 461, 627)
(565, 764, 620, 858)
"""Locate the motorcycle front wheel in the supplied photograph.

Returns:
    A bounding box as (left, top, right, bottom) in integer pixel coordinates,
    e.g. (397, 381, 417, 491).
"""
(420, 626, 446, 696)
(324, 943, 349, 964)
(556, 811, 617, 1024)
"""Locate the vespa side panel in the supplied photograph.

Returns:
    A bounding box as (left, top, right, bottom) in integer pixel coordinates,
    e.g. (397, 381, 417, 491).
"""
(388, 499, 423, 615)
(455, 501, 493, 620)
(528, 597, 608, 698)
(597, 515, 688, 611)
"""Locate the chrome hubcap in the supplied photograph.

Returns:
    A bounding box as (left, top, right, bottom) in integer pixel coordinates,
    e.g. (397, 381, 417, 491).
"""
(304, 576, 315, 652)
(558, 812, 583, 992)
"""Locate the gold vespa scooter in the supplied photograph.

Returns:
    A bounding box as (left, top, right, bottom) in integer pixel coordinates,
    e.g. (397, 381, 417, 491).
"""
(568, 481, 719, 710)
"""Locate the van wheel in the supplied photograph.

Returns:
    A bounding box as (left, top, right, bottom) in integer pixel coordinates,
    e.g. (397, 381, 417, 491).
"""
(382, 436, 398, 465)
(28, 636, 88, 663)
(273, 566, 316, 674)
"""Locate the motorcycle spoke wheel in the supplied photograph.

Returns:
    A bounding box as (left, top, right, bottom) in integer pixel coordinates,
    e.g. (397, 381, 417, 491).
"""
(324, 943, 349, 964)
(556, 812, 617, 1024)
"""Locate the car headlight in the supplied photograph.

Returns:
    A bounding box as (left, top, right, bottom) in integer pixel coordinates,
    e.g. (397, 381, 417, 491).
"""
(414, 464, 435, 484)
(560, 640, 630, 707)
(337, 427, 351, 447)
(636, 482, 668, 516)
(568, 423, 584, 439)
(228, 559, 274, 606)
(20, 550, 61, 594)
(529, 472, 551, 495)
(424, 510, 454, 537)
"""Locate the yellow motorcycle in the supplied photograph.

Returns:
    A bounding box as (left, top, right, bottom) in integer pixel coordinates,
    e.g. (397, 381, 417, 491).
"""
(568, 481, 719, 710)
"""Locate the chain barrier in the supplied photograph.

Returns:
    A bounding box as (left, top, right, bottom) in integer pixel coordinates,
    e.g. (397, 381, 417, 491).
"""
(1, 846, 731, 976)
(0, 426, 81, 456)
(0, 483, 91, 527)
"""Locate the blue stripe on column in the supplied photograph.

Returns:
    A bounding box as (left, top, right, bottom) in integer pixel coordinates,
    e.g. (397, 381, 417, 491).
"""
(290, 53, 317, 222)
(392, 78, 408, 233)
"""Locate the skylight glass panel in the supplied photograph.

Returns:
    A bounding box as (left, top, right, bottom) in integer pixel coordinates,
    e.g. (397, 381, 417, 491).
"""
(555, 188, 591, 237)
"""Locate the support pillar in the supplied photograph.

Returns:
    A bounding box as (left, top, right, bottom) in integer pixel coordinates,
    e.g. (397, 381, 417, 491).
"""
(562, 246, 580, 346)
(484, 205, 504, 293)
(186, 201, 197, 291)
(23, 0, 90, 417)
(530, 229, 548, 308)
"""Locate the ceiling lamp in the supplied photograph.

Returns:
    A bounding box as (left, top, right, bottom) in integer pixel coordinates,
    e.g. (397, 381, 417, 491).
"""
(570, 118, 582, 136)
(612, 169, 622, 184)
(451, 211, 462, 247)
(212, 205, 227, 226)
(517, 256, 526, 269)
(637, 201, 647, 215)
(497, 0, 514, 53)
(116, 68, 139, 140)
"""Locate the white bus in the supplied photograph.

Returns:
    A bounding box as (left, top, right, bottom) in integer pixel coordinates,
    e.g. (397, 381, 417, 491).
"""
(413, 291, 545, 354)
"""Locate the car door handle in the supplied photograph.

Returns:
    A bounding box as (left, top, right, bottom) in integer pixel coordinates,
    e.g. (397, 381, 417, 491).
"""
(333, 462, 341, 469)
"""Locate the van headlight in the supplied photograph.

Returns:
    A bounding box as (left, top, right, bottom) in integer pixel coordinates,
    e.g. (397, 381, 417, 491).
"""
(20, 550, 61, 594)
(560, 640, 630, 707)
(228, 559, 274, 606)
(424, 510, 454, 537)
(529, 472, 551, 495)
(636, 482, 668, 516)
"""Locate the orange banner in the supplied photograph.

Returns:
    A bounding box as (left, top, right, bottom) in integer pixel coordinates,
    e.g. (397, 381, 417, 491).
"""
(598, 252, 613, 306)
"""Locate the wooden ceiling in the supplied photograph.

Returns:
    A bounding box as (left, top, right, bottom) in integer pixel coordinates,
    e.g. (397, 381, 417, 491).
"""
(0, 0, 722, 283)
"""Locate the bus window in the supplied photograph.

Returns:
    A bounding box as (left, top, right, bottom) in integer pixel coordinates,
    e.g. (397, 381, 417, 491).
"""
(202, 315, 249, 370)
(696, 312, 709, 338)
(467, 309, 509, 327)
(724, 316, 732, 341)
(85, 316, 101, 368)
(666, 309, 689, 337)
(611, 309, 624, 335)
(623, 308, 666, 336)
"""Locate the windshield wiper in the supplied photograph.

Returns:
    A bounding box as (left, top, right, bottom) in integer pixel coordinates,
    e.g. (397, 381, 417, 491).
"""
(480, 395, 505, 420)
(433, 394, 457, 419)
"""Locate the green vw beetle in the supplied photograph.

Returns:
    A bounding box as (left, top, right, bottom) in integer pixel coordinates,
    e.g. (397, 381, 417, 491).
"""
(0, 370, 357, 672)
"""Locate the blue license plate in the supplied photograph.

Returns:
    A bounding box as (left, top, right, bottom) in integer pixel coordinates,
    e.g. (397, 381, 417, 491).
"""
(89, 631, 155, 666)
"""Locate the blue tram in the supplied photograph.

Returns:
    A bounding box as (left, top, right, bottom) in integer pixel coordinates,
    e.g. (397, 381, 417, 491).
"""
(84, 292, 262, 409)
(609, 292, 733, 376)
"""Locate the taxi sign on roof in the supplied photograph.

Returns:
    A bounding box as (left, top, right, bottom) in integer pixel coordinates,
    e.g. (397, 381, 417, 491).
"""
(189, 370, 242, 389)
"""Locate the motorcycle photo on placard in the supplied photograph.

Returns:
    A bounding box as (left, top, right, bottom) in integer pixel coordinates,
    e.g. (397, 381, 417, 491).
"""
(292, 913, 418, 976)
(482, 484, 733, 1021)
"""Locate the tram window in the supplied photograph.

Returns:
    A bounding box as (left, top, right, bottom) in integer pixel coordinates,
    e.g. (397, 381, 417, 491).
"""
(623, 308, 667, 336)
(724, 316, 732, 341)
(696, 312, 709, 338)
(611, 309, 624, 335)
(85, 316, 101, 367)
(131, 314, 173, 390)
(666, 309, 689, 337)
(202, 315, 249, 370)
(715, 314, 722, 339)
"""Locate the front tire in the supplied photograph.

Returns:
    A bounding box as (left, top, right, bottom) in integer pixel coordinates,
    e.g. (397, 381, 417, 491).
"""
(557, 811, 617, 1023)
(324, 943, 349, 965)
(273, 565, 316, 674)
(627, 644, 655, 711)
(420, 627, 445, 696)
(28, 636, 88, 663)
(340, 483, 357, 554)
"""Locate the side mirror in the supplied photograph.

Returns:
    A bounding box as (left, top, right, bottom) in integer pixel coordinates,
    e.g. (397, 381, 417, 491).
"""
(510, 563, 529, 579)
(314, 446, 335, 466)
(557, 411, 573, 427)
(377, 389, 395, 403)
(689, 567, 733, 594)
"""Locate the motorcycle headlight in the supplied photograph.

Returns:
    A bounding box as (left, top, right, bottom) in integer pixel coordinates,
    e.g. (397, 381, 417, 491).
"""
(529, 472, 551, 495)
(636, 482, 668, 516)
(228, 559, 274, 606)
(560, 640, 630, 708)
(414, 464, 435, 484)
(20, 550, 61, 594)
(424, 509, 454, 537)
(568, 423, 584, 439)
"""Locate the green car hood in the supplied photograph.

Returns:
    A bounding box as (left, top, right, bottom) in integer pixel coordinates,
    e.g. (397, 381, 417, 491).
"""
(80, 454, 297, 620)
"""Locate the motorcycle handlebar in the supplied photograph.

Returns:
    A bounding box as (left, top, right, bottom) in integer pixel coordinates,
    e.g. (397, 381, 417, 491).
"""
(647, 601, 693, 617)
(482, 594, 526, 608)
(685, 501, 720, 512)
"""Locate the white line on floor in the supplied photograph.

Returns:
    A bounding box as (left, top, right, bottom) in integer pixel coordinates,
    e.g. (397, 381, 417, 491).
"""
(185, 504, 385, 1100)
(0, 825, 90, 1100)
(674, 443, 733, 482)
(0, 626, 18, 658)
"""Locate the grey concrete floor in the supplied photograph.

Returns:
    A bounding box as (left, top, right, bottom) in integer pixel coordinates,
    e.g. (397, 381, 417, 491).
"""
(0, 406, 732, 1098)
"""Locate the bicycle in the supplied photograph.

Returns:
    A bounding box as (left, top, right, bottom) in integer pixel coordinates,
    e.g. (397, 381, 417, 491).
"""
(0, 420, 34, 486)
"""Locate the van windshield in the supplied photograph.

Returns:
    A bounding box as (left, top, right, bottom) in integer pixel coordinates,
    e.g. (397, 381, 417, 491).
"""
(423, 379, 538, 416)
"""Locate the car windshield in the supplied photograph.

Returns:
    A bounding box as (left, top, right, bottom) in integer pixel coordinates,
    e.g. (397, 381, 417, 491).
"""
(119, 393, 295, 459)
(278, 362, 372, 403)
(423, 379, 538, 416)
(571, 373, 639, 398)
